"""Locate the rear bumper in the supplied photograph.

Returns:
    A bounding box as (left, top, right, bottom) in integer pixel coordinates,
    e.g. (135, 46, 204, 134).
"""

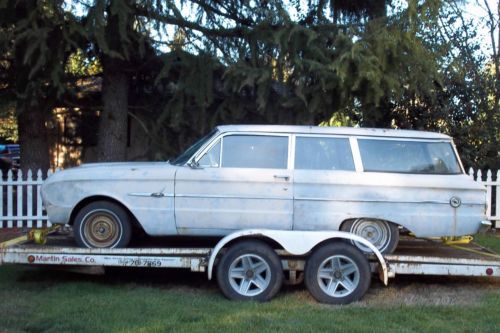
(478, 220, 492, 233)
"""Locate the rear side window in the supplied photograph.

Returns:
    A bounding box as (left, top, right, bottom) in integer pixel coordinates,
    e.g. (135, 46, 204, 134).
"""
(221, 135, 288, 169)
(295, 137, 355, 171)
(358, 139, 462, 174)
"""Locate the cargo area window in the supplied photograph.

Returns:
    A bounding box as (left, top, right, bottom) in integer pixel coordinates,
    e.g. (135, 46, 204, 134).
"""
(295, 137, 355, 171)
(221, 135, 288, 169)
(358, 139, 462, 174)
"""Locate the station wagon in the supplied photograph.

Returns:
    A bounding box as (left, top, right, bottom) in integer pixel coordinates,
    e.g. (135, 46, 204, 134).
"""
(41, 125, 487, 253)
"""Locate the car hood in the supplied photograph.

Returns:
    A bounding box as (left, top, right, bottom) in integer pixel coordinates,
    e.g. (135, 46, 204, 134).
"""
(45, 161, 178, 184)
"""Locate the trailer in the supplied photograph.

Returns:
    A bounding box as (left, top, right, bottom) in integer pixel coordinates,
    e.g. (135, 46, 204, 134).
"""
(0, 228, 499, 304)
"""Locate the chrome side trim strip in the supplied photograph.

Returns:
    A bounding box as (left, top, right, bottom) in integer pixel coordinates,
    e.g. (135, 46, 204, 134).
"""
(128, 192, 174, 197)
(294, 197, 483, 205)
(175, 194, 290, 200)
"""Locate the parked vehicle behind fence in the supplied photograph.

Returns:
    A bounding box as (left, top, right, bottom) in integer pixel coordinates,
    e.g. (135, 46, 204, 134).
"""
(0, 144, 20, 177)
(40, 125, 487, 253)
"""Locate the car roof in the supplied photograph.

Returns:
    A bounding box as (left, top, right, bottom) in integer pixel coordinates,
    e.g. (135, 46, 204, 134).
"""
(215, 125, 451, 140)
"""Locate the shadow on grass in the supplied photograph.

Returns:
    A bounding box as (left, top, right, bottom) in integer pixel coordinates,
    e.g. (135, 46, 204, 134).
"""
(10, 265, 218, 292)
(5, 263, 499, 303)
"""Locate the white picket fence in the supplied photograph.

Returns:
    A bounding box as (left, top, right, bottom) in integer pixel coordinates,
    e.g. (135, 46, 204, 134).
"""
(0, 169, 54, 229)
(471, 168, 500, 226)
(0, 168, 499, 229)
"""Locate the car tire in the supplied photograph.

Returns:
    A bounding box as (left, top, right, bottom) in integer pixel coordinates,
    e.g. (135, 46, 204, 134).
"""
(216, 240, 283, 302)
(73, 201, 132, 248)
(341, 218, 399, 254)
(305, 242, 371, 304)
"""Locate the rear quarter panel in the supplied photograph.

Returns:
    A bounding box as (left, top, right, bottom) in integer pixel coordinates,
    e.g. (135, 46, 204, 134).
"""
(293, 171, 486, 237)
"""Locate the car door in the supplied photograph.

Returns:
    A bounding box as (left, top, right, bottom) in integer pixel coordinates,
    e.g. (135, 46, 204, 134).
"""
(174, 133, 293, 235)
(293, 135, 357, 230)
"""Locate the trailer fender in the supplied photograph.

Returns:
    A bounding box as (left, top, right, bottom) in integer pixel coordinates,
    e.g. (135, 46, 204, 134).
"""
(207, 229, 388, 285)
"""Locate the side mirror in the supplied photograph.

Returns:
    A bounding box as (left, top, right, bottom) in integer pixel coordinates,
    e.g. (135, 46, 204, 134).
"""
(187, 160, 201, 169)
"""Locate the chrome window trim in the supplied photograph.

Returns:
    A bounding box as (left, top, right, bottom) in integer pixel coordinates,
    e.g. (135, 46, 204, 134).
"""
(355, 137, 463, 175)
(451, 141, 466, 174)
(197, 138, 221, 168)
(192, 131, 292, 169)
(293, 134, 357, 172)
(356, 136, 454, 143)
(191, 131, 463, 175)
(350, 136, 363, 172)
(287, 134, 293, 170)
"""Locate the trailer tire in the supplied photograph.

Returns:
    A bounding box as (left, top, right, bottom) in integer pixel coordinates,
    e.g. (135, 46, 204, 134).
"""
(74, 201, 132, 248)
(216, 240, 283, 302)
(305, 243, 371, 304)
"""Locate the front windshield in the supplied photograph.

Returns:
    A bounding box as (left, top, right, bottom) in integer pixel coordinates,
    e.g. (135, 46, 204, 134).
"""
(171, 129, 218, 165)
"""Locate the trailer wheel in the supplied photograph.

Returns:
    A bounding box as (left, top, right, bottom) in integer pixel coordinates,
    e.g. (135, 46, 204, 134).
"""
(341, 218, 399, 254)
(74, 201, 132, 248)
(216, 240, 283, 302)
(305, 243, 371, 304)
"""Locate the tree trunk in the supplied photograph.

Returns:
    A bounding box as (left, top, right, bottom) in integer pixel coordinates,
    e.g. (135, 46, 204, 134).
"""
(96, 60, 130, 162)
(361, 100, 393, 128)
(95, 0, 132, 162)
(16, 102, 51, 174)
(13, 1, 51, 175)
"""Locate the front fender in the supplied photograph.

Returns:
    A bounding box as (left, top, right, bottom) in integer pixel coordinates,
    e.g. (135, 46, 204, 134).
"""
(207, 229, 388, 285)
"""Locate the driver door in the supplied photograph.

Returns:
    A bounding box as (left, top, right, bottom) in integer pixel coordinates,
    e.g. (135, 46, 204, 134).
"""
(174, 133, 293, 235)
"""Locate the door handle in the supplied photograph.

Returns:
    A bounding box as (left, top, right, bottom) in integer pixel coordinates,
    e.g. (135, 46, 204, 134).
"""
(273, 175, 290, 181)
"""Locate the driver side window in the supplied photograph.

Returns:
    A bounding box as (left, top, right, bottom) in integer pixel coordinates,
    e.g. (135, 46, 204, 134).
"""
(198, 139, 221, 167)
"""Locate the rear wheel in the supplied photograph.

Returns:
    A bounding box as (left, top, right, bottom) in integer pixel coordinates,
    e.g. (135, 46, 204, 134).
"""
(216, 240, 283, 302)
(341, 218, 399, 254)
(305, 243, 371, 304)
(73, 201, 132, 248)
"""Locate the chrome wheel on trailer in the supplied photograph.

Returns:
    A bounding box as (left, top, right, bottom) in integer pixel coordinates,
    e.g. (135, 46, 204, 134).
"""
(305, 242, 371, 304)
(216, 240, 283, 301)
(342, 218, 399, 254)
(228, 254, 272, 297)
(316, 255, 360, 298)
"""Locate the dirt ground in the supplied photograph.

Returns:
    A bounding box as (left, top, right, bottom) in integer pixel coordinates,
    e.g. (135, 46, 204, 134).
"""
(356, 275, 500, 307)
(0, 228, 22, 242)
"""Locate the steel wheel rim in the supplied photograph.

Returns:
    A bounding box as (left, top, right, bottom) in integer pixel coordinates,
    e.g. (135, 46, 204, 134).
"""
(317, 255, 360, 298)
(228, 254, 272, 297)
(350, 219, 390, 252)
(82, 210, 121, 248)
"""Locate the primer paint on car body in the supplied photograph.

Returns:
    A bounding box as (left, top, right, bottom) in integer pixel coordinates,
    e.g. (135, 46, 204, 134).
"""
(42, 162, 177, 235)
(41, 125, 487, 238)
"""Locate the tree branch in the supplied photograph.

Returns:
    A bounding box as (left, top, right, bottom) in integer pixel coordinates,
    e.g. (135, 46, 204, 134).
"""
(133, 4, 248, 39)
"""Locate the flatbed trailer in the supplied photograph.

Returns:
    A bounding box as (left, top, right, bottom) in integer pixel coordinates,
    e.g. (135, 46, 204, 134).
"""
(0, 229, 499, 304)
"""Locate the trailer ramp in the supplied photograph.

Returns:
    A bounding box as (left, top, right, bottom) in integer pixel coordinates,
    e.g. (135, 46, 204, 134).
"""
(381, 239, 499, 278)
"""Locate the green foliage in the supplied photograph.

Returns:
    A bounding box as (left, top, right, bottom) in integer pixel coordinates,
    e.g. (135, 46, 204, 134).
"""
(0, 102, 18, 142)
(0, 0, 497, 169)
(65, 49, 102, 77)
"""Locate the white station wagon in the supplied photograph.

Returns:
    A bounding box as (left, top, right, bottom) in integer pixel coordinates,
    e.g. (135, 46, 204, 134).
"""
(41, 125, 487, 253)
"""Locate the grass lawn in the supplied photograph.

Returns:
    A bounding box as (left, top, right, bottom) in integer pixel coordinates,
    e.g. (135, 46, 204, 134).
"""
(0, 233, 498, 333)
(474, 231, 500, 253)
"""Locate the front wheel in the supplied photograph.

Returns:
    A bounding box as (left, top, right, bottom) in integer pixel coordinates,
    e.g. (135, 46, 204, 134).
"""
(341, 218, 399, 254)
(216, 240, 283, 302)
(73, 201, 132, 248)
(305, 243, 371, 304)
